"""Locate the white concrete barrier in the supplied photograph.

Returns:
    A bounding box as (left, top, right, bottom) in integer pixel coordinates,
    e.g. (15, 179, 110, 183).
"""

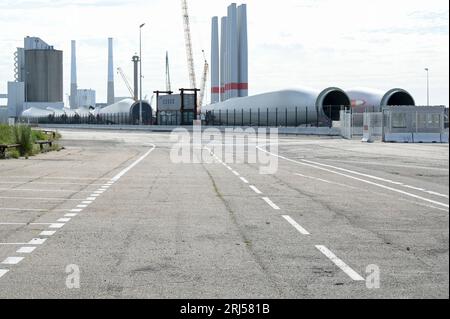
(39, 124, 341, 136)
(413, 133, 442, 143)
(384, 133, 414, 143)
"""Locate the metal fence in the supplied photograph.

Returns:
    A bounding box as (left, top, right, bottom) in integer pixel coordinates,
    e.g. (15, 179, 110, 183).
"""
(200, 106, 334, 128)
(340, 106, 448, 143)
(382, 106, 447, 143)
(17, 112, 153, 126)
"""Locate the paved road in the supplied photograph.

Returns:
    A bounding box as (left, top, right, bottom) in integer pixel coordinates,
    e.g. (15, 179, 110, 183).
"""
(0, 129, 448, 298)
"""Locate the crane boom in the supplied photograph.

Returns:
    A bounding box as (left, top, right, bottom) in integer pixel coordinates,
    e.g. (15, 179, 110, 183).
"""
(198, 50, 209, 109)
(181, 0, 196, 89)
(117, 67, 135, 100)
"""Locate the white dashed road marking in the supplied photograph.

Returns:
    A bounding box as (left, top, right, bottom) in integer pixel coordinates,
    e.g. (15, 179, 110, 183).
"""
(0, 269, 9, 278)
(49, 223, 65, 229)
(28, 238, 47, 245)
(282, 215, 310, 235)
(17, 247, 36, 254)
(262, 197, 280, 210)
(40, 231, 56, 236)
(240, 177, 249, 184)
(2, 257, 24, 265)
(249, 185, 262, 194)
(316, 245, 365, 281)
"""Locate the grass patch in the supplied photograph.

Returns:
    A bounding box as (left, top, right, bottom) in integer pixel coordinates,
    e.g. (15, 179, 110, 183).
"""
(0, 124, 62, 159)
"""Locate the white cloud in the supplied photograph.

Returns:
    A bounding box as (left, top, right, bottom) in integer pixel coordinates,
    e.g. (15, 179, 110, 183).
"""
(0, 0, 448, 106)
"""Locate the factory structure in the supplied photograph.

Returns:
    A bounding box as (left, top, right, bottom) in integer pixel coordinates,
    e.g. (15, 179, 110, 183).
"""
(1, 35, 151, 123)
(0, 2, 430, 128)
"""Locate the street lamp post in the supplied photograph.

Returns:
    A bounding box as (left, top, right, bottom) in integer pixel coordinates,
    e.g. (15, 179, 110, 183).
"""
(425, 68, 430, 107)
(139, 23, 146, 125)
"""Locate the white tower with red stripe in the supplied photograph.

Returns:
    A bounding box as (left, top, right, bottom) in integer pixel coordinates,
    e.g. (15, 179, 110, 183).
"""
(211, 17, 220, 104)
(211, 3, 248, 103)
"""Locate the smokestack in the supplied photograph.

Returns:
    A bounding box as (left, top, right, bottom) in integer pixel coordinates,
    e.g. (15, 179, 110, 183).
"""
(220, 17, 227, 102)
(226, 4, 238, 99)
(211, 17, 220, 104)
(107, 38, 115, 105)
(70, 40, 77, 108)
(238, 4, 248, 97)
(132, 55, 140, 101)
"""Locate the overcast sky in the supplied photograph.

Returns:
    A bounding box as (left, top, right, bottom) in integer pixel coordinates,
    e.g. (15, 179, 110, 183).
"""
(0, 0, 448, 106)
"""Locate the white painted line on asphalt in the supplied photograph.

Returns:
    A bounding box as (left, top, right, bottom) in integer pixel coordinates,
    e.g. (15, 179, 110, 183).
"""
(82, 201, 93, 204)
(2, 257, 24, 265)
(0, 208, 48, 212)
(40, 231, 56, 236)
(295, 173, 357, 189)
(111, 145, 156, 182)
(17, 247, 36, 254)
(49, 223, 65, 229)
(65, 213, 78, 217)
(0, 188, 92, 193)
(240, 177, 249, 184)
(403, 185, 425, 192)
(0, 181, 105, 186)
(2, 176, 110, 181)
(0, 269, 9, 278)
(57, 218, 71, 223)
(301, 159, 450, 200)
(0, 223, 53, 226)
(249, 185, 262, 194)
(94, 191, 104, 194)
(28, 238, 47, 245)
(77, 205, 87, 208)
(90, 194, 100, 197)
(262, 197, 281, 210)
(86, 197, 96, 201)
(315, 245, 365, 281)
(232, 171, 240, 176)
(426, 191, 449, 199)
(0, 196, 80, 201)
(0, 208, 70, 212)
(71, 209, 83, 212)
(258, 147, 450, 209)
(282, 215, 310, 235)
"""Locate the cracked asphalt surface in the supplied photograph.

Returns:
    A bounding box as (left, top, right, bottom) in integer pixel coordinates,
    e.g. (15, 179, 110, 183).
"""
(0, 129, 448, 299)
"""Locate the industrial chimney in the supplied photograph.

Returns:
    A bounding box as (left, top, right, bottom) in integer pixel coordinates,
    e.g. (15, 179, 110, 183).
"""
(70, 40, 77, 108)
(220, 16, 227, 102)
(107, 38, 115, 105)
(237, 4, 248, 98)
(211, 17, 220, 104)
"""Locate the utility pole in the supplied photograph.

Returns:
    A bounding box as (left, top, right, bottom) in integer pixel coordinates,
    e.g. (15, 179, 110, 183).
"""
(425, 68, 430, 106)
(139, 23, 146, 125)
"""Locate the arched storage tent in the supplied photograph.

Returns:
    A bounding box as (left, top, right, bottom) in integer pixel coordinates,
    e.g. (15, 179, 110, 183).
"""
(346, 88, 416, 112)
(203, 87, 351, 126)
(98, 98, 152, 124)
(21, 107, 54, 118)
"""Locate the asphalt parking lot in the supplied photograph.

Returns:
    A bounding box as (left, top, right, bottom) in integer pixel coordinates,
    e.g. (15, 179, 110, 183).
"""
(0, 129, 448, 298)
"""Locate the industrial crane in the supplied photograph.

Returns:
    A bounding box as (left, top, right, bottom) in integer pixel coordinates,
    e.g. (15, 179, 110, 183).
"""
(198, 50, 209, 108)
(181, 0, 197, 90)
(117, 67, 135, 101)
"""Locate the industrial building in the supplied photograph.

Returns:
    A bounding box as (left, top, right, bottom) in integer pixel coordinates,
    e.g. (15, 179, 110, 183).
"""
(7, 37, 64, 119)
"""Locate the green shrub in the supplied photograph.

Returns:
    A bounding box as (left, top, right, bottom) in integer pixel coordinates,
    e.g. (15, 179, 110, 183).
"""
(31, 130, 48, 141)
(8, 149, 20, 159)
(0, 124, 14, 144)
(13, 125, 33, 156)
